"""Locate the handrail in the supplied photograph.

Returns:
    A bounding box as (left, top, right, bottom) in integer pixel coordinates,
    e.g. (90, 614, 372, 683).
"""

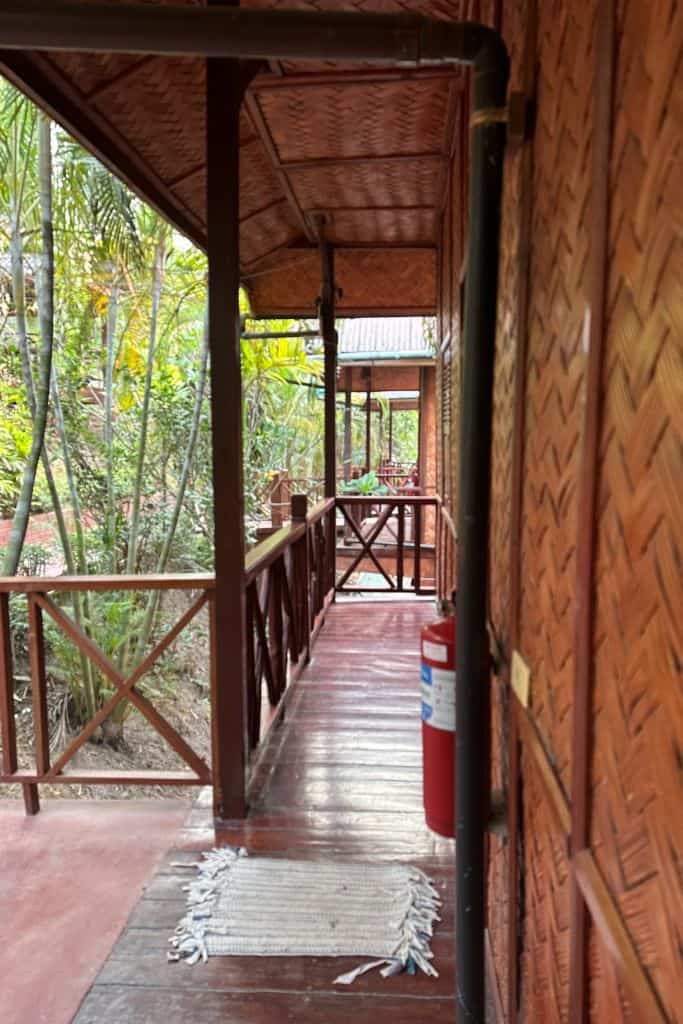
(307, 496, 335, 523)
(245, 522, 306, 586)
(337, 494, 438, 506)
(0, 573, 215, 593)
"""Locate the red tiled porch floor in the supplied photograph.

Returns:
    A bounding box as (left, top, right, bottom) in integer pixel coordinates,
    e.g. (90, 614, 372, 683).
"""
(0, 798, 189, 1024)
(11, 600, 457, 1023)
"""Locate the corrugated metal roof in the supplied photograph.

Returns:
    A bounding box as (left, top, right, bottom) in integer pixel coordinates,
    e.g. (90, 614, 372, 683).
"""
(338, 317, 433, 361)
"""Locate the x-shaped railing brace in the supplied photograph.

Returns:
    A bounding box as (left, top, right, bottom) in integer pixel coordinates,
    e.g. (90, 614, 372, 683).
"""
(35, 591, 211, 781)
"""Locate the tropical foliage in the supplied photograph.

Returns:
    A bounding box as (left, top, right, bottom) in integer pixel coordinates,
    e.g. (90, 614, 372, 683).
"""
(0, 82, 323, 739)
(0, 80, 420, 745)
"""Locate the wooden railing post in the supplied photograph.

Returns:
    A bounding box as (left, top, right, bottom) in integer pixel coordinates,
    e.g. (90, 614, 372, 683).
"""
(26, 594, 49, 814)
(268, 561, 285, 698)
(0, 594, 18, 778)
(397, 503, 405, 591)
(326, 501, 336, 599)
(291, 494, 310, 663)
(414, 503, 423, 594)
(270, 470, 284, 528)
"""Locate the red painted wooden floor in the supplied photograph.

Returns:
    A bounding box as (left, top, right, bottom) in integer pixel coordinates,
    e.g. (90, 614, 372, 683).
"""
(73, 599, 456, 1023)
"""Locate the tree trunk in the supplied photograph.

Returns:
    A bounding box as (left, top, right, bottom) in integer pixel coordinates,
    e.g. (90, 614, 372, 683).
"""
(103, 279, 120, 572)
(3, 116, 54, 575)
(118, 232, 166, 684)
(51, 361, 98, 719)
(134, 316, 210, 662)
(125, 233, 166, 576)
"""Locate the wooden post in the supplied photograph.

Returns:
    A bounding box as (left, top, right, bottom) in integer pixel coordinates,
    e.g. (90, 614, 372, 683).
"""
(0, 594, 17, 777)
(364, 369, 372, 473)
(291, 494, 310, 662)
(270, 470, 284, 528)
(318, 232, 337, 500)
(206, 28, 248, 821)
(343, 366, 352, 483)
(418, 365, 427, 489)
(388, 402, 394, 462)
(316, 224, 336, 598)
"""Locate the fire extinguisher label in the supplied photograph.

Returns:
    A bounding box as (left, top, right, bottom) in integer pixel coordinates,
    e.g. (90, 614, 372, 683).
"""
(421, 663, 456, 732)
(423, 639, 449, 664)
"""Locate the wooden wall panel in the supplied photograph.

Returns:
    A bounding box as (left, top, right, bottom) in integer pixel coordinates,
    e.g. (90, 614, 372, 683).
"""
(516, 0, 596, 799)
(588, 0, 683, 1018)
(519, 747, 571, 1021)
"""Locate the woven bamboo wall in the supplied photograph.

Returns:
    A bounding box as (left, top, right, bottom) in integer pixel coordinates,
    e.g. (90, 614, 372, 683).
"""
(437, 0, 682, 1019)
(519, 746, 572, 1020)
(588, 0, 683, 1017)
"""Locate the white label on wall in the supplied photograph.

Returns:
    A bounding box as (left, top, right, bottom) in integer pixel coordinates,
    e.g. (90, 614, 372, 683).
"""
(422, 639, 448, 664)
(511, 651, 531, 707)
(421, 663, 456, 732)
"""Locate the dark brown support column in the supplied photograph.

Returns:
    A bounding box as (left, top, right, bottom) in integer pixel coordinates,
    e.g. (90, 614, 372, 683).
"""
(364, 370, 372, 473)
(388, 402, 394, 462)
(318, 234, 337, 499)
(316, 225, 337, 598)
(343, 367, 353, 483)
(206, 21, 248, 821)
(569, 1, 615, 1019)
(418, 365, 426, 487)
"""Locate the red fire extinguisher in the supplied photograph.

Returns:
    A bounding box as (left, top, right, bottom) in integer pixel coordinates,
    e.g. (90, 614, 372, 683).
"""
(421, 606, 455, 838)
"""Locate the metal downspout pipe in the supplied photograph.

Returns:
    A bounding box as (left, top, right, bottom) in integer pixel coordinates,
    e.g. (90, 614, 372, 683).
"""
(0, 8, 509, 1021)
(454, 33, 510, 1024)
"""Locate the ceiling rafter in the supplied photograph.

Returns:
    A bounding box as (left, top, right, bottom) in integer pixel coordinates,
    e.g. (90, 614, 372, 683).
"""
(282, 151, 446, 172)
(251, 66, 460, 91)
(243, 89, 315, 243)
(85, 54, 156, 102)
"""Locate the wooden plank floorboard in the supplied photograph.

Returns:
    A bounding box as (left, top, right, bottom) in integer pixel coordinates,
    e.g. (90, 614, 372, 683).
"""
(74, 601, 455, 1023)
(75, 987, 454, 1023)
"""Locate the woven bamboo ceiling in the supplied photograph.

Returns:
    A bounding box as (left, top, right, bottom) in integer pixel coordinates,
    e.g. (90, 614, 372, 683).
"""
(0, 0, 467, 316)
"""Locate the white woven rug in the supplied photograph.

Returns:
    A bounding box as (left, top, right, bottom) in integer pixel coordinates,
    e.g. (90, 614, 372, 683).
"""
(168, 848, 442, 983)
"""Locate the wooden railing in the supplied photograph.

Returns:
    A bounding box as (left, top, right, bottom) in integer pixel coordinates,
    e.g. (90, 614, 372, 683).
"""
(335, 495, 439, 595)
(0, 497, 336, 813)
(243, 495, 335, 752)
(0, 574, 214, 813)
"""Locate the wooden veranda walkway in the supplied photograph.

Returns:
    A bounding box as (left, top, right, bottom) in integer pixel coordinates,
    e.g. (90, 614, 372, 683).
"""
(73, 600, 456, 1023)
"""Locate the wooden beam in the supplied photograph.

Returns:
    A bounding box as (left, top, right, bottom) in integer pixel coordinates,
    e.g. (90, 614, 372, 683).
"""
(282, 151, 446, 173)
(251, 66, 460, 90)
(243, 90, 314, 242)
(569, 1, 616, 1020)
(206, 29, 248, 819)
